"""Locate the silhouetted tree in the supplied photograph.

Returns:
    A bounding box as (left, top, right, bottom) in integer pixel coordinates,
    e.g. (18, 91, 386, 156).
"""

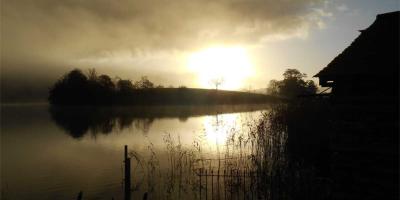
(98, 75, 115, 90)
(210, 77, 224, 90)
(49, 69, 89, 105)
(267, 68, 318, 98)
(134, 76, 154, 89)
(82, 69, 117, 104)
(49, 68, 119, 105)
(96, 74, 115, 104)
(87, 68, 98, 82)
(305, 80, 318, 95)
(267, 80, 281, 96)
(117, 79, 134, 93)
(283, 69, 306, 80)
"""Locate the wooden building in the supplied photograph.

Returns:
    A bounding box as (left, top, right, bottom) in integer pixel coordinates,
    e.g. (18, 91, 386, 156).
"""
(314, 11, 399, 99)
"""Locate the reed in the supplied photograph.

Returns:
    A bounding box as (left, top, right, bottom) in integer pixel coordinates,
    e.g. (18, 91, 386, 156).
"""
(127, 100, 332, 199)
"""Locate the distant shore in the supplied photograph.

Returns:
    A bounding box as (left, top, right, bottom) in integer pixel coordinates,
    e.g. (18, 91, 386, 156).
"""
(50, 87, 280, 106)
(47, 69, 281, 106)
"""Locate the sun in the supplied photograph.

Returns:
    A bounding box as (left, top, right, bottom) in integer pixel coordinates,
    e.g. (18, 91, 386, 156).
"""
(187, 46, 253, 90)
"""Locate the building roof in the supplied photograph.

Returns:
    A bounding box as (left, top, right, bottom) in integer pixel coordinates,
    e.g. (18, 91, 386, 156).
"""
(314, 11, 399, 78)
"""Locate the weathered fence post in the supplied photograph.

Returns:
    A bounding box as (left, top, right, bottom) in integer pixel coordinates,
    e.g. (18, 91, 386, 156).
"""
(205, 170, 208, 200)
(237, 170, 240, 200)
(250, 171, 253, 200)
(199, 168, 203, 200)
(243, 169, 246, 200)
(124, 145, 131, 200)
(217, 169, 220, 200)
(224, 170, 227, 200)
(76, 191, 83, 200)
(230, 169, 233, 200)
(200, 169, 202, 200)
(211, 170, 214, 200)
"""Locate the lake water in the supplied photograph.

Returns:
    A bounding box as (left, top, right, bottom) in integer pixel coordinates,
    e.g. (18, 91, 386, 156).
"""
(1, 104, 270, 199)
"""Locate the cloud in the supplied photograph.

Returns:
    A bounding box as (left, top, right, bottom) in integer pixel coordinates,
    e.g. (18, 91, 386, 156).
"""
(1, 0, 329, 101)
(2, 0, 327, 62)
(337, 4, 349, 12)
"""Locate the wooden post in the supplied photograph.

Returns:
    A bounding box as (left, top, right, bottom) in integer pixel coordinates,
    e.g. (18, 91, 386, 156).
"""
(237, 170, 239, 200)
(200, 169, 202, 200)
(124, 145, 131, 200)
(256, 170, 259, 200)
(205, 170, 208, 200)
(243, 170, 246, 200)
(211, 170, 214, 200)
(224, 170, 227, 200)
(217, 169, 220, 200)
(230, 169, 233, 200)
(76, 191, 83, 200)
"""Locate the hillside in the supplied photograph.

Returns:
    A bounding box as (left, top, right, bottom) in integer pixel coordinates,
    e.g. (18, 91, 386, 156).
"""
(114, 88, 278, 105)
(51, 86, 279, 106)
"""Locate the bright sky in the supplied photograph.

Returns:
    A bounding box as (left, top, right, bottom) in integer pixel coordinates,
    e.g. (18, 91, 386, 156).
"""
(1, 0, 399, 100)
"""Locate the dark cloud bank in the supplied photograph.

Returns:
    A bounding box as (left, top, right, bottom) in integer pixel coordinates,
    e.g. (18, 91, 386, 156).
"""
(1, 0, 326, 102)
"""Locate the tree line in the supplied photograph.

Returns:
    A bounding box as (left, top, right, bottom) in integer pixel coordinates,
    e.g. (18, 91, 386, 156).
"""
(48, 68, 316, 105)
(48, 68, 164, 105)
(48, 68, 273, 106)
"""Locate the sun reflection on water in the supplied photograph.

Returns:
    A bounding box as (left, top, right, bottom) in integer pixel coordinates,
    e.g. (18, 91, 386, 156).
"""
(202, 113, 241, 146)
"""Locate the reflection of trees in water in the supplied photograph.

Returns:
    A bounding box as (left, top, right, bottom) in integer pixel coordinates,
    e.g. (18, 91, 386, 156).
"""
(49, 107, 156, 138)
(133, 118, 154, 134)
(117, 115, 134, 130)
(116, 115, 154, 134)
(49, 104, 270, 139)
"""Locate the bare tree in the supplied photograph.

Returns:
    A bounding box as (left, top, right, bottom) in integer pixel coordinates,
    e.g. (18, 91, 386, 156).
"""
(210, 77, 224, 90)
(87, 68, 98, 81)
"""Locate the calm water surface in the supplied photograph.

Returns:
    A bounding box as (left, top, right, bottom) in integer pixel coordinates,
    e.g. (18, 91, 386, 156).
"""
(1, 104, 270, 199)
